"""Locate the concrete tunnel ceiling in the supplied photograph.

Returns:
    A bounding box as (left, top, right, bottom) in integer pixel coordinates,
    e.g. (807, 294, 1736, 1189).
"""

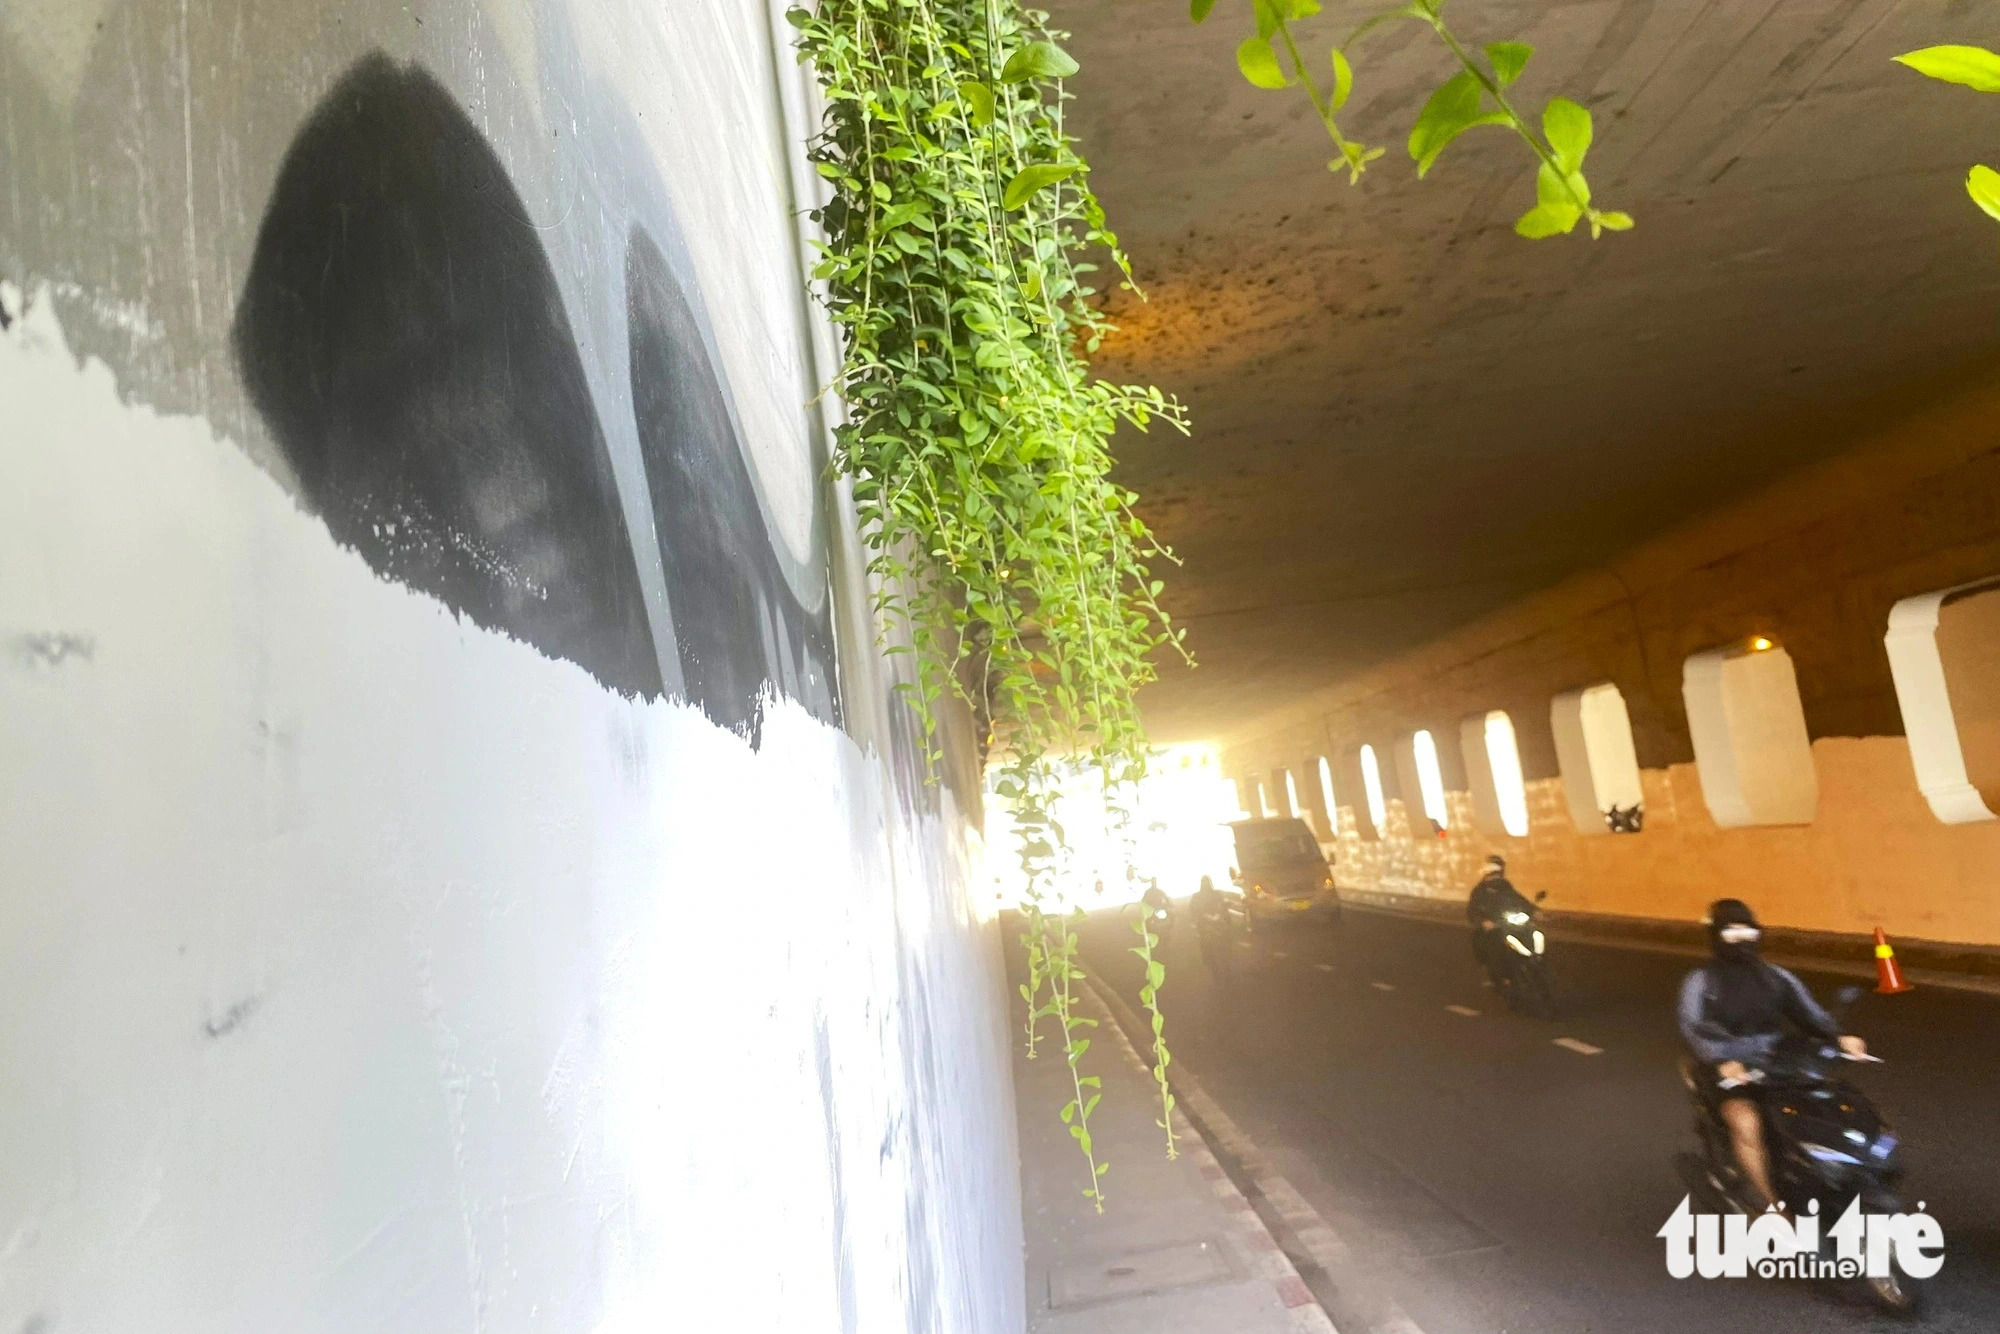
(1047, 0, 2000, 743)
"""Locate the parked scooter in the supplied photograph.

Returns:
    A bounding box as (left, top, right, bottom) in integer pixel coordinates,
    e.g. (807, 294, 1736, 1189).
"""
(1492, 891, 1556, 1017)
(1675, 984, 1922, 1314)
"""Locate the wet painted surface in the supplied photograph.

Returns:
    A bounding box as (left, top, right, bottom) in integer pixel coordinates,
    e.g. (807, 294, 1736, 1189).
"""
(0, 0, 1018, 1327)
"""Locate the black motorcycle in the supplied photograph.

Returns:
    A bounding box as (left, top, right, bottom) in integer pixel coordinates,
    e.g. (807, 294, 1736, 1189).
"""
(1491, 893, 1556, 1018)
(1675, 984, 1923, 1315)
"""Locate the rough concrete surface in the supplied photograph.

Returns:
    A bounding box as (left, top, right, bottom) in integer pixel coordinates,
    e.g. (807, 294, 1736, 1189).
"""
(1044, 0, 2000, 739)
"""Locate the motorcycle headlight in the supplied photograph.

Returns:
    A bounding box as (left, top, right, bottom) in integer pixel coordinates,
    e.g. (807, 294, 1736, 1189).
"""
(1504, 934, 1533, 956)
(1869, 1132, 1898, 1161)
(1504, 911, 1530, 925)
(1532, 930, 1545, 954)
(1800, 1142, 1862, 1167)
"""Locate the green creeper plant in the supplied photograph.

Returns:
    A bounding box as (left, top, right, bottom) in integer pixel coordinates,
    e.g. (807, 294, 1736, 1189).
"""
(1895, 44, 2000, 226)
(787, 0, 1185, 1208)
(1129, 898, 1179, 1158)
(1197, 0, 1633, 238)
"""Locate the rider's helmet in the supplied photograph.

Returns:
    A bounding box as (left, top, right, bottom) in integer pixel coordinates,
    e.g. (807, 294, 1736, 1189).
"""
(1484, 855, 1506, 876)
(1704, 899, 1762, 958)
(1199, 874, 1214, 893)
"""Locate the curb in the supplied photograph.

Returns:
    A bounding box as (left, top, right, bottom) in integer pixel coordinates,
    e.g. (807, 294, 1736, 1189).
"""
(1080, 978, 1338, 1333)
(1086, 977, 1426, 1334)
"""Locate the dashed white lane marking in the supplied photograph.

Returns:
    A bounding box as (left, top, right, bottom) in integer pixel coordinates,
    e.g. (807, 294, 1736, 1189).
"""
(1370, 981, 1396, 991)
(1554, 1037, 1604, 1055)
(1445, 1004, 1480, 1017)
(1313, 963, 1334, 973)
(1272, 950, 1289, 959)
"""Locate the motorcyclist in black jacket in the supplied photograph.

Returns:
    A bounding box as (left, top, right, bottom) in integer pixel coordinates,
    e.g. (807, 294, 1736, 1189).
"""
(1467, 856, 1535, 986)
(1678, 898, 1867, 1210)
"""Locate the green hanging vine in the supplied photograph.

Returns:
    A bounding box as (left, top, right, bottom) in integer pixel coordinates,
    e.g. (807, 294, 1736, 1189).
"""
(787, 0, 1186, 1207)
(1896, 44, 2000, 226)
(1201, 0, 1633, 238)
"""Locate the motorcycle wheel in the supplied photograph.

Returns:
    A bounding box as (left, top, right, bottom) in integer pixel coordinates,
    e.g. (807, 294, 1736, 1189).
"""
(1520, 964, 1558, 1020)
(1865, 1257, 1928, 1316)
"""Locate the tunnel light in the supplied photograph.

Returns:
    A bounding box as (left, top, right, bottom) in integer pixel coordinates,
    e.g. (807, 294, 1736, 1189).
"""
(1750, 636, 1774, 653)
(1317, 756, 1338, 832)
(1412, 730, 1450, 830)
(1282, 768, 1302, 820)
(1463, 710, 1531, 837)
(1550, 683, 1646, 835)
(1359, 745, 1387, 833)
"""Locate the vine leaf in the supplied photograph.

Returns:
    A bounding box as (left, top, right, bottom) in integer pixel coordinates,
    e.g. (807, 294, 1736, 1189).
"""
(1514, 203, 1576, 239)
(1486, 41, 1532, 87)
(1330, 47, 1354, 110)
(1969, 164, 2000, 223)
(1237, 36, 1293, 89)
(1001, 40, 1078, 84)
(958, 80, 995, 126)
(1408, 71, 1506, 177)
(1253, 0, 1281, 41)
(1544, 96, 1593, 173)
(1004, 162, 1081, 209)
(1893, 44, 2000, 93)
(1190, 0, 1217, 20)
(1517, 161, 1583, 238)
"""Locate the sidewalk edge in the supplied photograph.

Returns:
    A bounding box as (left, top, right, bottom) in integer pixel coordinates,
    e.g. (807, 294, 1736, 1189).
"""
(1086, 976, 1425, 1334)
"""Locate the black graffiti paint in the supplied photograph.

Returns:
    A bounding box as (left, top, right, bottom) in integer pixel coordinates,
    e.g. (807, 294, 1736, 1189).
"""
(626, 227, 839, 737)
(232, 54, 662, 698)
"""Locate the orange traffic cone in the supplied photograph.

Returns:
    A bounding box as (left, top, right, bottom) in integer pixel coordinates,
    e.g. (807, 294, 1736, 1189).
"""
(1873, 927, 1913, 995)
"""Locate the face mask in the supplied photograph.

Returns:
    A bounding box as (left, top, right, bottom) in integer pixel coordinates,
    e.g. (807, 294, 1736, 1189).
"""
(1713, 921, 1761, 966)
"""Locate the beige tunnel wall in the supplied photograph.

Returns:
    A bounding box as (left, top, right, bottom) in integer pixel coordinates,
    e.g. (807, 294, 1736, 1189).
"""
(1224, 365, 2000, 947)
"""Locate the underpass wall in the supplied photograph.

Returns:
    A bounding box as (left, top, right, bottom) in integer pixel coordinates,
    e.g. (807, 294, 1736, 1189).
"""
(1227, 366, 2000, 947)
(0, 3, 1021, 1330)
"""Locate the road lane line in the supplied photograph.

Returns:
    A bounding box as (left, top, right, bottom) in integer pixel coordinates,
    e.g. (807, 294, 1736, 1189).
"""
(1313, 963, 1334, 973)
(1272, 950, 1289, 959)
(1554, 1037, 1604, 1055)
(1445, 1004, 1479, 1017)
(1370, 981, 1396, 991)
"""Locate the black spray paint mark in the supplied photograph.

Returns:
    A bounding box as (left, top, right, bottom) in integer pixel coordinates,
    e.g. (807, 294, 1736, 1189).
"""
(626, 227, 839, 738)
(202, 995, 260, 1040)
(232, 54, 662, 697)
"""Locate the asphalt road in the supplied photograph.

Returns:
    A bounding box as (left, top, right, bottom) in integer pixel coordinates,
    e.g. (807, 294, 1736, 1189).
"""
(1081, 903, 2000, 1334)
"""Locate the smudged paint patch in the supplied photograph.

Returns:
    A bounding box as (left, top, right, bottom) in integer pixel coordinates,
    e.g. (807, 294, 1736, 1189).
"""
(202, 995, 260, 1040)
(8, 631, 95, 668)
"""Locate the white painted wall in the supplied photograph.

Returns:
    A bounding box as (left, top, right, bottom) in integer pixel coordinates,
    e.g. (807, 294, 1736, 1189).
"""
(0, 248, 1018, 1334)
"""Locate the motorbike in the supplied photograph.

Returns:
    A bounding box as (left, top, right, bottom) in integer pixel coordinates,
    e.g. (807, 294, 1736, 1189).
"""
(1675, 984, 1922, 1315)
(1490, 893, 1556, 1018)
